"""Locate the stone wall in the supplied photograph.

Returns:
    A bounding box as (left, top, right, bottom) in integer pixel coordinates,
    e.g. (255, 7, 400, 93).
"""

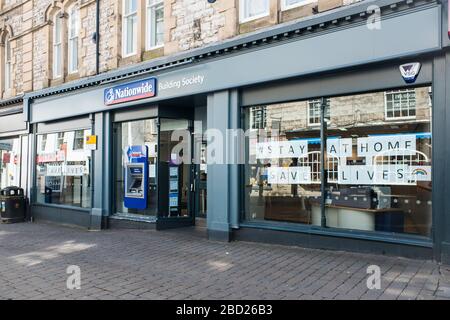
(0, 0, 359, 101)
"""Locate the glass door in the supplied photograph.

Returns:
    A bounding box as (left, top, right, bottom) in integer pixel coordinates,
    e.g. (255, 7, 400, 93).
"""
(194, 139, 207, 218)
(157, 118, 195, 230)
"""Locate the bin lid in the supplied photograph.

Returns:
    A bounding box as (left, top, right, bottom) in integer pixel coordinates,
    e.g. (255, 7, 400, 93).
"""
(0, 186, 24, 196)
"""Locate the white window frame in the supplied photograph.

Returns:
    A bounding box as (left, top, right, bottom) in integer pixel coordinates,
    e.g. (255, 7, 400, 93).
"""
(53, 12, 63, 79)
(384, 89, 417, 120)
(146, 0, 164, 50)
(250, 106, 267, 129)
(307, 99, 330, 126)
(122, 0, 138, 57)
(281, 0, 317, 11)
(4, 35, 11, 91)
(68, 4, 79, 74)
(239, 0, 270, 23)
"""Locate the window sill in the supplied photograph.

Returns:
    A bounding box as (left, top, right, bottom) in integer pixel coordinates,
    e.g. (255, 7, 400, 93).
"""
(142, 46, 164, 61)
(239, 220, 433, 247)
(32, 202, 92, 212)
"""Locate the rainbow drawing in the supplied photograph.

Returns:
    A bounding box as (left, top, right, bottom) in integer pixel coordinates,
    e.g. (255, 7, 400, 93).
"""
(412, 168, 428, 176)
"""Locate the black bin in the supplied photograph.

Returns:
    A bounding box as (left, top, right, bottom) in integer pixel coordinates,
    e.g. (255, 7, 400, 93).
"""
(0, 187, 26, 223)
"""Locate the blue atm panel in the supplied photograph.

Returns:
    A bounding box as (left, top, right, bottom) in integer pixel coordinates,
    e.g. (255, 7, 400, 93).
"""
(124, 145, 148, 210)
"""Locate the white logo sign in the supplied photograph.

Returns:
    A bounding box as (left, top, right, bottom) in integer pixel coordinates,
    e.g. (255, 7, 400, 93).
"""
(400, 62, 421, 83)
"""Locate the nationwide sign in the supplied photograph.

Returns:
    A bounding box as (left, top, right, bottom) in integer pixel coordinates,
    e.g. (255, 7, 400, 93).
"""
(104, 78, 157, 106)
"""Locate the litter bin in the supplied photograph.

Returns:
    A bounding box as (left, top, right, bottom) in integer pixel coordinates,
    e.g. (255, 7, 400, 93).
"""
(0, 187, 26, 223)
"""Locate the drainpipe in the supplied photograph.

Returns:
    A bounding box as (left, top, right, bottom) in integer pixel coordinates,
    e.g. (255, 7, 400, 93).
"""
(320, 97, 327, 228)
(95, 0, 100, 74)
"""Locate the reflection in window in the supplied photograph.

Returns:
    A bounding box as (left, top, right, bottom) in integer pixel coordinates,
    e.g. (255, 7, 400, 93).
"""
(244, 86, 432, 238)
(114, 119, 158, 217)
(35, 130, 92, 208)
(40, 134, 48, 152)
(250, 106, 267, 129)
(245, 100, 321, 225)
(324, 86, 431, 237)
(56, 132, 65, 150)
(0, 137, 21, 189)
(73, 130, 85, 150)
(385, 89, 416, 119)
(308, 98, 330, 126)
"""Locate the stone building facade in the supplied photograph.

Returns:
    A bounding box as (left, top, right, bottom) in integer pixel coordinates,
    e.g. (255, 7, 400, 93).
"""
(0, 0, 359, 103)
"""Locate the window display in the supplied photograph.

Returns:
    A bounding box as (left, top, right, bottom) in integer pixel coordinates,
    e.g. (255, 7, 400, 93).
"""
(114, 119, 158, 216)
(244, 85, 432, 238)
(0, 137, 21, 190)
(35, 130, 92, 208)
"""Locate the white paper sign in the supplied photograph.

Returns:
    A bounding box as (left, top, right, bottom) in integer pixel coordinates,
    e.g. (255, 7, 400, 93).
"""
(267, 166, 311, 184)
(338, 165, 411, 185)
(256, 140, 308, 159)
(357, 134, 416, 157)
(327, 138, 352, 158)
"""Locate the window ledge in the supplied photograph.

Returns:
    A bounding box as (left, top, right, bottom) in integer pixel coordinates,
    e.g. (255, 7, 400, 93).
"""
(240, 12, 270, 24)
(142, 46, 164, 61)
(281, 0, 318, 12)
(239, 220, 433, 247)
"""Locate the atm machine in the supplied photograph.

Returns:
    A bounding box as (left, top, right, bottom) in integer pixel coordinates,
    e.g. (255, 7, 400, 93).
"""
(124, 145, 148, 210)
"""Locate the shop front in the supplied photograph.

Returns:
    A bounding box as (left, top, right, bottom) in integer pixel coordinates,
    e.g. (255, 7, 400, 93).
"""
(0, 98, 29, 200)
(23, 0, 450, 262)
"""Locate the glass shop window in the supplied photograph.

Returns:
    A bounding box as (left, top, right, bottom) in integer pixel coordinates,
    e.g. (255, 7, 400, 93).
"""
(114, 119, 158, 217)
(0, 137, 21, 189)
(324, 86, 432, 237)
(73, 130, 85, 150)
(308, 98, 330, 126)
(244, 101, 321, 225)
(244, 85, 432, 239)
(35, 129, 92, 208)
(385, 89, 416, 119)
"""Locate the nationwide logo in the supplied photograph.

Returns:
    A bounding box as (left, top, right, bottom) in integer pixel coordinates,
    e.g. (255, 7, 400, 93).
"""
(104, 78, 157, 106)
(399, 63, 421, 84)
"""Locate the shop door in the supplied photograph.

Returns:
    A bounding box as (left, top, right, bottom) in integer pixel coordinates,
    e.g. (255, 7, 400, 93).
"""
(157, 118, 195, 230)
(193, 138, 207, 218)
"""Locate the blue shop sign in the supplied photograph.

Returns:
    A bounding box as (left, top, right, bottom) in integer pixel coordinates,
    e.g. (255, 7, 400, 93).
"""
(104, 78, 157, 106)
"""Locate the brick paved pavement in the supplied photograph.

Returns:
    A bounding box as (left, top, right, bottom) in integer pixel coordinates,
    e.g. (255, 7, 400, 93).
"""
(0, 222, 450, 300)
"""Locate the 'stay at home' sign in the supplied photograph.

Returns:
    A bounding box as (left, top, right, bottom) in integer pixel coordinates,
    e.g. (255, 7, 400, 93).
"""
(104, 78, 157, 106)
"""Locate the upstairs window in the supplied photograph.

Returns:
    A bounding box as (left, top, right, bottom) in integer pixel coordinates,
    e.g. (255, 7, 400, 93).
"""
(68, 5, 80, 74)
(385, 89, 416, 119)
(122, 0, 138, 56)
(73, 130, 85, 150)
(240, 0, 269, 23)
(4, 35, 11, 91)
(53, 12, 63, 78)
(146, 0, 164, 49)
(308, 98, 330, 126)
(281, 0, 316, 11)
(250, 106, 267, 129)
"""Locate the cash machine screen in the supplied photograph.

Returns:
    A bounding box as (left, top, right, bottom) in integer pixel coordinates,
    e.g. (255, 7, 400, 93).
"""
(125, 164, 145, 198)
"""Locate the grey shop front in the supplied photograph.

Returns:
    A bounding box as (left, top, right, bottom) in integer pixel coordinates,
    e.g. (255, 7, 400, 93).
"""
(23, 0, 450, 263)
(0, 98, 29, 201)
